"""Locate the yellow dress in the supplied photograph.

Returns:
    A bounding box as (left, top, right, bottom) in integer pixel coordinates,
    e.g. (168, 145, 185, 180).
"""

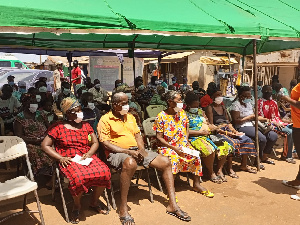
(153, 110, 202, 176)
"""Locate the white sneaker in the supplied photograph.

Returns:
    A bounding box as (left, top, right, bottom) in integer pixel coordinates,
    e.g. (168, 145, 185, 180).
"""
(290, 195, 300, 201)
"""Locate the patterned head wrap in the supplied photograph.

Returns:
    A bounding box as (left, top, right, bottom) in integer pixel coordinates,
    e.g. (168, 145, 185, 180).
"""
(60, 97, 80, 114)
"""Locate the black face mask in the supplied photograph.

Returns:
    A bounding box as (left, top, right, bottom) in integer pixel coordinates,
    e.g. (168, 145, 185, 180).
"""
(263, 92, 272, 100)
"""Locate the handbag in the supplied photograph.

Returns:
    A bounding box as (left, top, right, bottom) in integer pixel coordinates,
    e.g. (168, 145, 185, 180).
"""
(253, 121, 273, 134)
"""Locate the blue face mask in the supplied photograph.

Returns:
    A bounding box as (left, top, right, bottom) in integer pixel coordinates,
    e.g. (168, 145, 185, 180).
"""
(242, 98, 251, 104)
(19, 88, 27, 93)
(8, 81, 14, 86)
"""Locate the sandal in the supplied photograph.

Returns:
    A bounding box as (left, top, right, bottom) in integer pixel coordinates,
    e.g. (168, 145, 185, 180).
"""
(200, 190, 214, 198)
(261, 159, 275, 165)
(210, 176, 223, 184)
(166, 209, 191, 222)
(240, 167, 257, 174)
(229, 172, 239, 179)
(218, 175, 227, 182)
(70, 210, 80, 224)
(89, 205, 110, 215)
(286, 158, 296, 164)
(119, 215, 135, 225)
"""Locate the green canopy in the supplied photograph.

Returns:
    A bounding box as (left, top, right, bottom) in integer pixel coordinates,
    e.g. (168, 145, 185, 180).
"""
(0, 0, 299, 54)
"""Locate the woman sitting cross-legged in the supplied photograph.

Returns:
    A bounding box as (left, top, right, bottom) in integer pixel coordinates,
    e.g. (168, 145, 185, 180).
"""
(184, 91, 234, 183)
(41, 97, 111, 224)
(205, 88, 258, 176)
(153, 91, 214, 197)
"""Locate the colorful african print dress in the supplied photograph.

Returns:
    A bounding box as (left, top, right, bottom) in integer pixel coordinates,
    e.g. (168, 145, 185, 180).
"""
(48, 122, 111, 196)
(15, 111, 52, 176)
(153, 110, 202, 176)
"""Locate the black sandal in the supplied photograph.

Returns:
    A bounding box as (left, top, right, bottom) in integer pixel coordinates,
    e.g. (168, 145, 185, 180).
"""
(120, 215, 135, 225)
(261, 159, 275, 165)
(166, 209, 191, 222)
(70, 210, 80, 224)
(89, 205, 110, 215)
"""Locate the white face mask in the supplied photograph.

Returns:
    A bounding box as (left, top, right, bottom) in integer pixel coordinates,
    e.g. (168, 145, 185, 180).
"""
(95, 84, 101, 89)
(120, 104, 129, 115)
(189, 108, 198, 114)
(74, 111, 84, 123)
(29, 104, 38, 113)
(87, 102, 95, 110)
(82, 90, 87, 94)
(36, 95, 41, 102)
(174, 102, 183, 112)
(214, 96, 223, 105)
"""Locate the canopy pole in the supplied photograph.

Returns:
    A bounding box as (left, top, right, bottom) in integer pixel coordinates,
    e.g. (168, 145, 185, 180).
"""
(132, 48, 136, 80)
(253, 39, 260, 171)
(242, 48, 246, 83)
(66, 51, 72, 91)
(121, 63, 124, 83)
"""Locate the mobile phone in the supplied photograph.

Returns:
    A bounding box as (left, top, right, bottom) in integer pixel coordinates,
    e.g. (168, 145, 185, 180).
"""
(129, 146, 138, 150)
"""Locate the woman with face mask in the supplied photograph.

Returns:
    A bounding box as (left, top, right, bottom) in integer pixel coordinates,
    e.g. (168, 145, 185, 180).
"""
(258, 85, 295, 164)
(14, 93, 52, 181)
(42, 97, 111, 223)
(206, 88, 257, 177)
(185, 91, 233, 183)
(231, 86, 278, 169)
(154, 91, 214, 197)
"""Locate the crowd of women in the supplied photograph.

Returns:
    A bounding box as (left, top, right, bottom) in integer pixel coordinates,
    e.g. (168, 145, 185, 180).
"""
(0, 74, 298, 224)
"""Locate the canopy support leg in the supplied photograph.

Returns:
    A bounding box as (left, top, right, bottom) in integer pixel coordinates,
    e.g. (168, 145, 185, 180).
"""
(253, 39, 260, 172)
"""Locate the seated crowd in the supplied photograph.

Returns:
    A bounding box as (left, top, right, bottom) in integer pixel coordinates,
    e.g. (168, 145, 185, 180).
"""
(0, 74, 297, 224)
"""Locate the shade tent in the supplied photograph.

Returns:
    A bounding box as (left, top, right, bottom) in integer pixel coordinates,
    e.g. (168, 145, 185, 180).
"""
(0, 0, 299, 54)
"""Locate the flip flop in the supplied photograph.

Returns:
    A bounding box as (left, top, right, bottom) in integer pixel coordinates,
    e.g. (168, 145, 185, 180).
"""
(200, 190, 214, 198)
(240, 167, 257, 174)
(291, 195, 300, 201)
(210, 176, 223, 184)
(166, 209, 191, 222)
(120, 215, 135, 225)
(89, 205, 110, 215)
(229, 172, 239, 179)
(70, 210, 80, 224)
(282, 180, 300, 190)
(218, 175, 227, 182)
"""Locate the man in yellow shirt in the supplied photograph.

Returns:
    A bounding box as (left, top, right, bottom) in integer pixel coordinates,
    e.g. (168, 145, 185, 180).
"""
(98, 92, 191, 224)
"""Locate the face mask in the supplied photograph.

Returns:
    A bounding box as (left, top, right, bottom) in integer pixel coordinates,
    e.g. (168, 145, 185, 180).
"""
(95, 84, 101, 89)
(189, 108, 198, 114)
(174, 102, 183, 112)
(36, 95, 41, 102)
(74, 111, 84, 123)
(120, 104, 129, 115)
(214, 96, 223, 105)
(242, 98, 251, 104)
(47, 114, 54, 123)
(172, 80, 176, 84)
(117, 83, 123, 87)
(82, 90, 87, 93)
(39, 86, 47, 93)
(19, 88, 27, 93)
(126, 93, 132, 100)
(8, 81, 14, 86)
(63, 88, 71, 95)
(87, 102, 95, 110)
(29, 104, 38, 113)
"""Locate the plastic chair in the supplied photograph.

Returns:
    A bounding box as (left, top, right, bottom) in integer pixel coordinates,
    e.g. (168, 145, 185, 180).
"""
(146, 105, 165, 118)
(0, 136, 45, 225)
(51, 162, 111, 222)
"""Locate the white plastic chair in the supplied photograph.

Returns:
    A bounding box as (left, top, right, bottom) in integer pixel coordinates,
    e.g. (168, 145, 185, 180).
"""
(0, 136, 45, 225)
(146, 105, 165, 118)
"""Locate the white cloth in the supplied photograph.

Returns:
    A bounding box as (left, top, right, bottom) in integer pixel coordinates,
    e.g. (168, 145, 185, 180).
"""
(231, 100, 254, 128)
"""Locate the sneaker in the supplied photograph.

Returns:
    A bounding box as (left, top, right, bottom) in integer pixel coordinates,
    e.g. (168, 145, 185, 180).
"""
(286, 158, 296, 164)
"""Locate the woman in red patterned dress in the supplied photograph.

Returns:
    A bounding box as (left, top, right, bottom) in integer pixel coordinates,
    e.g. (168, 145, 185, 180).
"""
(42, 97, 111, 224)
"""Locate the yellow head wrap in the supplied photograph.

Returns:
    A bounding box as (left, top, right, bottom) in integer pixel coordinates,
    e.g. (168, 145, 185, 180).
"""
(60, 97, 80, 114)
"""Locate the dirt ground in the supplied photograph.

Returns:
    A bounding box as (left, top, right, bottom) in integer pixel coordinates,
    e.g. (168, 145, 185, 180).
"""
(1, 141, 300, 225)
